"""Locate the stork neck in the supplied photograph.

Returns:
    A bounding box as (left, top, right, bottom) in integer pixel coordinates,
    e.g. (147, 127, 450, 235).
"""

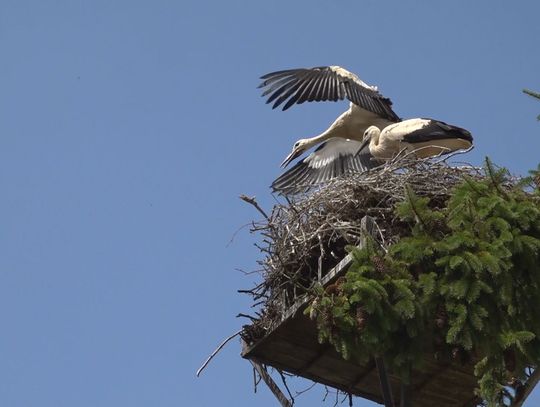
(307, 129, 334, 148)
(369, 129, 396, 160)
(370, 132, 381, 146)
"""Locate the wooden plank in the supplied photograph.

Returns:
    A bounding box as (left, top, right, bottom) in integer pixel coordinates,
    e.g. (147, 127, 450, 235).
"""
(297, 344, 331, 373)
(347, 359, 376, 390)
(250, 359, 292, 407)
(413, 363, 450, 393)
(305, 352, 366, 384)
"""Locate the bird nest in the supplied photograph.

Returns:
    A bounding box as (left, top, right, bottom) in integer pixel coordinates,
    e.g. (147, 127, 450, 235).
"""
(240, 156, 490, 344)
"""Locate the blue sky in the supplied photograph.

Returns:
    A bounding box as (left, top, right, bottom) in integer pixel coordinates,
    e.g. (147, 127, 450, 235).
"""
(1, 1, 539, 406)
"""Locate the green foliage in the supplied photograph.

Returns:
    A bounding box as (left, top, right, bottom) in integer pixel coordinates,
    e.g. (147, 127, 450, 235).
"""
(306, 158, 540, 406)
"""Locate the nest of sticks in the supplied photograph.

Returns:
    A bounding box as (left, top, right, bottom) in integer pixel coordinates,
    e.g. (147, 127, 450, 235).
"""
(240, 155, 486, 345)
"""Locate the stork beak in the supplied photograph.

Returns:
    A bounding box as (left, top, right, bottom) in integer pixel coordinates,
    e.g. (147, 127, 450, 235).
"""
(355, 135, 371, 157)
(280, 147, 303, 168)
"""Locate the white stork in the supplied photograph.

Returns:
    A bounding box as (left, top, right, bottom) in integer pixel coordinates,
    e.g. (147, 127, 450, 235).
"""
(358, 119, 473, 160)
(258, 66, 400, 194)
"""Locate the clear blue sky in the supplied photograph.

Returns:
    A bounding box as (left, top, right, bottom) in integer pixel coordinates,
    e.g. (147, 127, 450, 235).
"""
(1, 1, 539, 406)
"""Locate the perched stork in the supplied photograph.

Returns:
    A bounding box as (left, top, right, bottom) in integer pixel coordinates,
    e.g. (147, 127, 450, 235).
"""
(258, 66, 401, 193)
(358, 119, 473, 160)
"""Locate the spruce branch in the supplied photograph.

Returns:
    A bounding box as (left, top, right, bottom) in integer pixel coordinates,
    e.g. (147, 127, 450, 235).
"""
(523, 89, 540, 120)
(484, 157, 509, 198)
(404, 184, 428, 230)
(523, 88, 540, 100)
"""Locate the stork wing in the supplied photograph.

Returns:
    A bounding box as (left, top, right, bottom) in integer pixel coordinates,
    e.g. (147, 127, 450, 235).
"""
(258, 66, 400, 121)
(398, 119, 473, 145)
(271, 138, 382, 195)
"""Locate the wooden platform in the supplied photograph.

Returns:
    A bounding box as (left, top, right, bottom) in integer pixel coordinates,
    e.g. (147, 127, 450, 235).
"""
(242, 249, 479, 407)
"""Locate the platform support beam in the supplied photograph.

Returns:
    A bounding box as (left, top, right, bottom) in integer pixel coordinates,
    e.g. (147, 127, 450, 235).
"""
(512, 367, 540, 407)
(400, 382, 410, 407)
(375, 357, 394, 407)
(250, 359, 292, 407)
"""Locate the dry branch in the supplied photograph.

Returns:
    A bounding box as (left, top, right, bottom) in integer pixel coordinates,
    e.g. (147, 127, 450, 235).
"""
(196, 330, 242, 377)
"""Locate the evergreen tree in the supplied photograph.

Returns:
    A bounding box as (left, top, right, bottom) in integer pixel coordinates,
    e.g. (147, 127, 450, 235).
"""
(306, 158, 540, 406)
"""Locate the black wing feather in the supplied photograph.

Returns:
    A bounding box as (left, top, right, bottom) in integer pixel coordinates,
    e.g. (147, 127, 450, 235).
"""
(258, 66, 400, 120)
(283, 71, 319, 109)
(403, 120, 473, 144)
(260, 75, 297, 97)
(271, 142, 382, 195)
(309, 71, 324, 102)
(272, 72, 315, 109)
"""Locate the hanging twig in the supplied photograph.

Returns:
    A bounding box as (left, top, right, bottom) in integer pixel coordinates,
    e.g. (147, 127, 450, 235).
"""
(294, 381, 317, 396)
(226, 222, 252, 247)
(322, 386, 332, 402)
(196, 330, 242, 377)
(277, 369, 295, 405)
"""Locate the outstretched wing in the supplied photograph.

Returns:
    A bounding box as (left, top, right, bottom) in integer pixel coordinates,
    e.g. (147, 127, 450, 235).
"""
(271, 138, 382, 195)
(258, 66, 399, 121)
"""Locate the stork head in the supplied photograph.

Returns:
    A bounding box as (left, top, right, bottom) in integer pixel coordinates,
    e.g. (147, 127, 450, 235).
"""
(356, 126, 379, 155)
(281, 139, 310, 168)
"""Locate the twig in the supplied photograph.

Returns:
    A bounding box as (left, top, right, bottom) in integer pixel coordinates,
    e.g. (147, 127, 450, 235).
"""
(240, 194, 269, 220)
(294, 381, 317, 396)
(434, 145, 474, 164)
(235, 267, 262, 276)
(323, 386, 330, 402)
(226, 223, 252, 248)
(253, 366, 261, 393)
(196, 330, 241, 377)
(236, 313, 258, 321)
(277, 369, 295, 405)
(318, 234, 325, 281)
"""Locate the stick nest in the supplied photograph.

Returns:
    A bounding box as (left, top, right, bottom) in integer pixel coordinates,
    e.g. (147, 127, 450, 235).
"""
(241, 156, 486, 345)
